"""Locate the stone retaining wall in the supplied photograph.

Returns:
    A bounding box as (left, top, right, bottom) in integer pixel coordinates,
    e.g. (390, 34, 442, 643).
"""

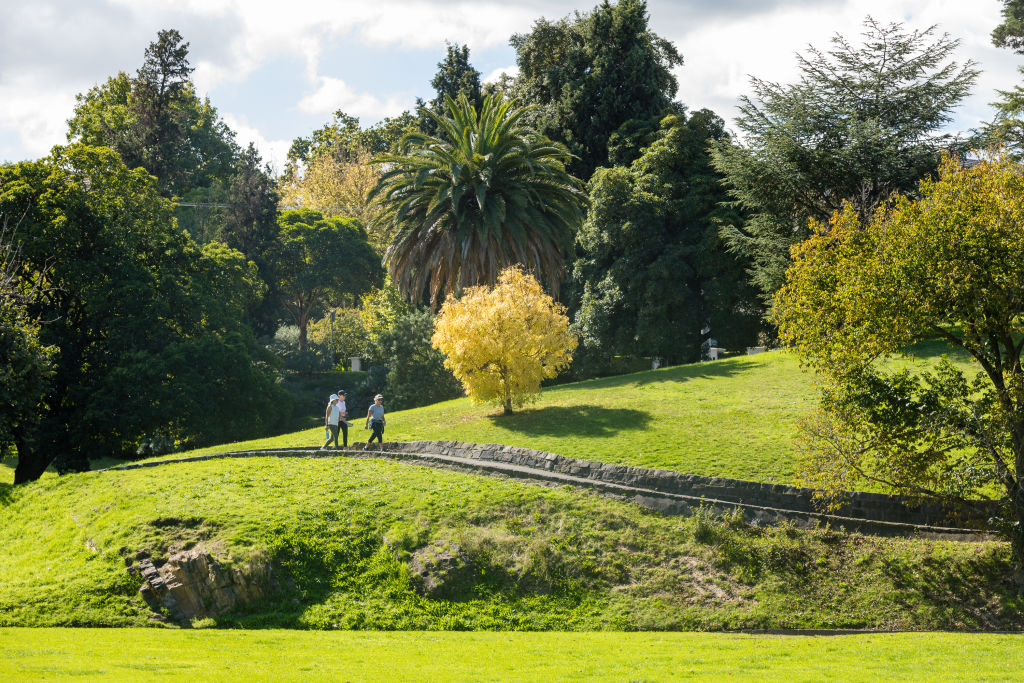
(386, 441, 1002, 529)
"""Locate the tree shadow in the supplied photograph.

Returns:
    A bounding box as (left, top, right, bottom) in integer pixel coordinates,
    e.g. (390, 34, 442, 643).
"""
(550, 355, 763, 393)
(488, 404, 652, 438)
(0, 482, 14, 506)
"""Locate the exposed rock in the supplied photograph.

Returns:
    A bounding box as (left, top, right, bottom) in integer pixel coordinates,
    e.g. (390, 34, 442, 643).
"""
(135, 545, 275, 624)
(407, 541, 474, 599)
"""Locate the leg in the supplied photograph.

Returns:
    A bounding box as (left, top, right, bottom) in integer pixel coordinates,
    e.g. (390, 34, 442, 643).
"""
(339, 421, 348, 447)
(329, 424, 340, 448)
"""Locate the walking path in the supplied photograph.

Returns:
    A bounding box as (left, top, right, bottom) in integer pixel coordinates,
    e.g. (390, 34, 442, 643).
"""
(102, 441, 995, 542)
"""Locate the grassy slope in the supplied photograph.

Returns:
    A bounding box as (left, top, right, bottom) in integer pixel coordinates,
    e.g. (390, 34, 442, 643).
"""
(176, 343, 978, 486)
(3, 629, 1023, 682)
(1, 456, 1019, 631)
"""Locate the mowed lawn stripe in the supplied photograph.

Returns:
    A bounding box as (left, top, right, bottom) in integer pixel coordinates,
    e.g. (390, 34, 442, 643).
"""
(1, 629, 1021, 682)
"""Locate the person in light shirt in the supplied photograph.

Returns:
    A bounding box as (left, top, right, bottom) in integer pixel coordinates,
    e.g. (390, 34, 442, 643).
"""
(321, 394, 341, 450)
(364, 394, 386, 451)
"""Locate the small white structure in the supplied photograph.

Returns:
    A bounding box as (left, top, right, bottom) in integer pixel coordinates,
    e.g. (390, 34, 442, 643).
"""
(707, 347, 725, 360)
(746, 346, 767, 356)
(651, 357, 663, 370)
(349, 357, 362, 372)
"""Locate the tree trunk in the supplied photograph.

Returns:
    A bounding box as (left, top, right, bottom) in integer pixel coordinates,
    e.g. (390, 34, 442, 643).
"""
(12, 436, 52, 484)
(503, 398, 513, 416)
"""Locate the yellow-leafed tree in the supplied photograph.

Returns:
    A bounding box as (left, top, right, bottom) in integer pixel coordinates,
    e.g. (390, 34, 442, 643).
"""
(432, 267, 577, 414)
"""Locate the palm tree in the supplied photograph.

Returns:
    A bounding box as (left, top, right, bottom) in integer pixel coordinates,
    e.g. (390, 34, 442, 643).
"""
(371, 94, 585, 305)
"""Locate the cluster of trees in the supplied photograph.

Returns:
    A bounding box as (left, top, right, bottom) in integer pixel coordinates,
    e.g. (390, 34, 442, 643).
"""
(5, 0, 1024, 560)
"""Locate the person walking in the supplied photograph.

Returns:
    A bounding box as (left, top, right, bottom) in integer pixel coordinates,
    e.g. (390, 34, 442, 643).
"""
(335, 389, 350, 447)
(322, 394, 342, 450)
(364, 394, 386, 451)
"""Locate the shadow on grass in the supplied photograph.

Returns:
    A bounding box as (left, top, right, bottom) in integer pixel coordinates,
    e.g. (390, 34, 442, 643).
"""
(548, 355, 764, 393)
(488, 405, 652, 438)
(0, 482, 14, 506)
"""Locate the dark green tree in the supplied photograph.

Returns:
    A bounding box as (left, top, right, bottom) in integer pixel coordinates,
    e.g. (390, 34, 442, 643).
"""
(67, 29, 237, 198)
(510, 0, 682, 178)
(1, 144, 289, 483)
(370, 308, 462, 410)
(272, 209, 383, 350)
(417, 43, 483, 134)
(221, 143, 282, 335)
(0, 217, 54, 466)
(372, 94, 586, 305)
(574, 111, 761, 364)
(711, 18, 978, 304)
(993, 0, 1024, 52)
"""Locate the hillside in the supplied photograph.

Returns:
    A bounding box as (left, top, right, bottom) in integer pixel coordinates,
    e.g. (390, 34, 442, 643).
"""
(176, 343, 978, 486)
(0, 455, 1019, 631)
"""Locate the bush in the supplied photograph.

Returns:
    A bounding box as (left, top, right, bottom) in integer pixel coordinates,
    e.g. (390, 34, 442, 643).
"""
(372, 309, 462, 411)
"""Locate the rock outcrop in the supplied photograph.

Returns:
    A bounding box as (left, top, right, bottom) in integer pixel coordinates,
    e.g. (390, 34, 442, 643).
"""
(135, 546, 275, 624)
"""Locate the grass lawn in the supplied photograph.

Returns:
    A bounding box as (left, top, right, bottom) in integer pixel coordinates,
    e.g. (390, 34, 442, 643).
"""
(1, 456, 1019, 631)
(177, 350, 816, 483)
(2, 628, 1022, 681)
(170, 343, 978, 486)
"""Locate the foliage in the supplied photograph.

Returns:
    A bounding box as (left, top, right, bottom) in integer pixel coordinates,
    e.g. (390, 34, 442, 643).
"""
(980, 70, 1024, 160)
(773, 155, 1024, 559)
(271, 210, 383, 350)
(280, 148, 391, 252)
(284, 110, 416, 180)
(308, 308, 370, 365)
(373, 94, 585, 305)
(220, 143, 282, 335)
(417, 43, 483, 134)
(0, 217, 54, 456)
(993, 0, 1024, 53)
(0, 144, 288, 481)
(66, 30, 238, 198)
(359, 281, 413, 353)
(371, 308, 462, 410)
(712, 18, 979, 303)
(432, 267, 576, 414)
(509, 0, 683, 179)
(573, 111, 762, 364)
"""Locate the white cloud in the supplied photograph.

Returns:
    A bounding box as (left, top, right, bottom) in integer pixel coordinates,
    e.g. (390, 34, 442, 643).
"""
(0, 75, 77, 160)
(1, 0, 1021, 163)
(297, 76, 410, 119)
(483, 65, 519, 84)
(221, 112, 292, 175)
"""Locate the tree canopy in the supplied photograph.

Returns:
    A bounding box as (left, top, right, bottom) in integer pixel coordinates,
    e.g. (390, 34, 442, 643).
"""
(372, 94, 585, 305)
(574, 111, 761, 364)
(993, 0, 1024, 53)
(773, 155, 1024, 560)
(271, 209, 383, 350)
(1, 144, 289, 482)
(432, 267, 577, 414)
(510, 0, 682, 178)
(67, 29, 238, 198)
(417, 43, 483, 134)
(712, 18, 978, 303)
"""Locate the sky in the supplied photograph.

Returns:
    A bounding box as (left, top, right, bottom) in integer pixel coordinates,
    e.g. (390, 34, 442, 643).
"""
(1, 0, 1021, 170)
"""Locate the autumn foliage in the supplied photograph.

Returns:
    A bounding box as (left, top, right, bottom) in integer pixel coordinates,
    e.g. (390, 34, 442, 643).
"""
(432, 267, 577, 414)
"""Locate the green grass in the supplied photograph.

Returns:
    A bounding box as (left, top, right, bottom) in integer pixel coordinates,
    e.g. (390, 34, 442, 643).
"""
(2, 629, 1022, 681)
(1, 456, 1019, 631)
(172, 343, 980, 486)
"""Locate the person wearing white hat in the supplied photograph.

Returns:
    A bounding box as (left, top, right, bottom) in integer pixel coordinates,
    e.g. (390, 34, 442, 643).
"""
(321, 394, 342, 450)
